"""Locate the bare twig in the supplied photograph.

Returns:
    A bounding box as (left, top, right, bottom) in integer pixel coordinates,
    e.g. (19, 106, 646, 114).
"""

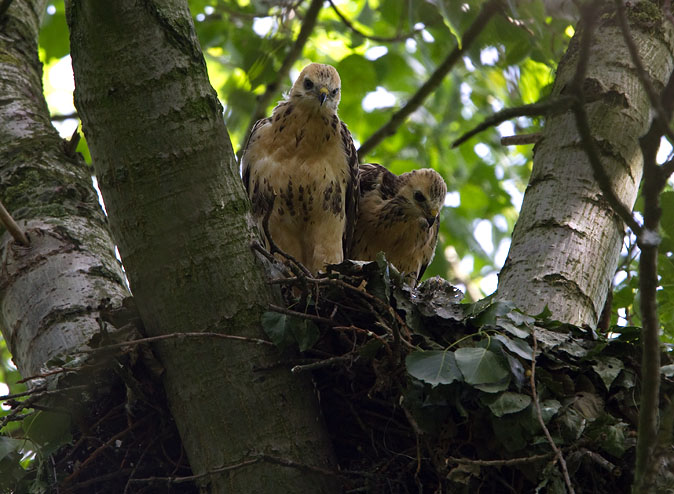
(568, 4, 642, 236)
(126, 458, 260, 485)
(448, 451, 556, 467)
(453, 97, 572, 148)
(327, 0, 421, 42)
(0, 198, 29, 246)
(74, 330, 274, 355)
(530, 330, 575, 494)
(268, 303, 337, 326)
(290, 354, 356, 373)
(241, 0, 323, 149)
(500, 133, 543, 146)
(357, 0, 504, 159)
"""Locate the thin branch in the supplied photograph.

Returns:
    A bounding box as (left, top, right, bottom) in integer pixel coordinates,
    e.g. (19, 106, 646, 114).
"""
(268, 303, 337, 326)
(241, 0, 323, 149)
(327, 0, 421, 43)
(500, 132, 543, 146)
(126, 458, 260, 485)
(290, 354, 356, 373)
(0, 198, 29, 246)
(568, 4, 642, 236)
(448, 451, 556, 467)
(632, 73, 666, 494)
(357, 0, 504, 159)
(453, 96, 573, 148)
(74, 330, 274, 356)
(614, 0, 674, 146)
(530, 330, 575, 494)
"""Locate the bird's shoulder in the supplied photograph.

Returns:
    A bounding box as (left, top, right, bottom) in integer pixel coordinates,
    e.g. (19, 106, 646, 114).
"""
(359, 163, 400, 200)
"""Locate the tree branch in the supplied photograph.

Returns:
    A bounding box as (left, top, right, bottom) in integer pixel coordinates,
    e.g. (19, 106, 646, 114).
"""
(452, 97, 573, 148)
(357, 0, 504, 160)
(0, 198, 29, 246)
(530, 330, 575, 494)
(241, 0, 323, 150)
(326, 0, 421, 43)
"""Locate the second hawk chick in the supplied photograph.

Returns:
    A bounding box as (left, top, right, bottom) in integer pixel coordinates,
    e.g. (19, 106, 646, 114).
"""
(241, 63, 359, 273)
(352, 163, 447, 283)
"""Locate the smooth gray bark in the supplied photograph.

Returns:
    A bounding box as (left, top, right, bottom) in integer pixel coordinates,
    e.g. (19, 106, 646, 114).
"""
(67, 1, 339, 492)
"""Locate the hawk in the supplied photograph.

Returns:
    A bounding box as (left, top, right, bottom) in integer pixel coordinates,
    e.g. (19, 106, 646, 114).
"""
(351, 163, 447, 283)
(241, 63, 359, 273)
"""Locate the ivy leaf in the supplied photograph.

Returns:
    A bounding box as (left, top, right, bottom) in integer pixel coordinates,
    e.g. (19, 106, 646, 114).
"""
(406, 351, 462, 387)
(483, 392, 532, 417)
(493, 334, 534, 360)
(454, 347, 509, 386)
(592, 356, 624, 391)
(261, 312, 319, 351)
(23, 411, 72, 456)
(261, 312, 295, 350)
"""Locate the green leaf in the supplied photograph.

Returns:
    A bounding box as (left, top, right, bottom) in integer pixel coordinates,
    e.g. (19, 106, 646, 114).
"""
(592, 356, 624, 391)
(493, 334, 534, 360)
(405, 350, 462, 387)
(261, 311, 294, 349)
(23, 410, 72, 456)
(291, 319, 319, 352)
(260, 312, 319, 351)
(483, 392, 532, 417)
(454, 347, 509, 386)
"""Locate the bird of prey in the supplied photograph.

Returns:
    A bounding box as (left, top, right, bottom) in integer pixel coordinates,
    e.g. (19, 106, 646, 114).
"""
(351, 163, 447, 283)
(241, 63, 359, 273)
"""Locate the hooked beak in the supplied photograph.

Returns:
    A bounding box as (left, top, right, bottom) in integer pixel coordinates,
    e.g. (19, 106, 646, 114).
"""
(318, 87, 329, 106)
(426, 209, 439, 228)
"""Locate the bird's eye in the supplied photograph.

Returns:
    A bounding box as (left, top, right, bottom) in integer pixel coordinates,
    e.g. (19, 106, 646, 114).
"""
(414, 191, 426, 202)
(304, 78, 314, 90)
(331, 88, 339, 96)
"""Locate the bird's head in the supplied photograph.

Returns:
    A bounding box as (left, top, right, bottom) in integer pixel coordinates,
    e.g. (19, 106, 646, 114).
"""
(290, 63, 341, 113)
(399, 169, 447, 229)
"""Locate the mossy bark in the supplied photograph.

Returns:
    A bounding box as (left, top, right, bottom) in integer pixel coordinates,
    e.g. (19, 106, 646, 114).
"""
(66, 1, 338, 492)
(0, 0, 128, 377)
(497, 3, 674, 326)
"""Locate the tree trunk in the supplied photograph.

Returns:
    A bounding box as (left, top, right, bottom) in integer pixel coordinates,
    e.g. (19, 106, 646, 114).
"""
(0, 0, 128, 378)
(66, 1, 339, 492)
(496, 4, 674, 326)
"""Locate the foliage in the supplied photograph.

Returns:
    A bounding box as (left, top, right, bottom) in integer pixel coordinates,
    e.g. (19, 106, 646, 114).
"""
(253, 255, 674, 493)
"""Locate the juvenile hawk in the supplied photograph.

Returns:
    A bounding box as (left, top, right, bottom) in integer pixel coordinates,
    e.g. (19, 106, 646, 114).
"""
(352, 163, 447, 283)
(241, 63, 359, 273)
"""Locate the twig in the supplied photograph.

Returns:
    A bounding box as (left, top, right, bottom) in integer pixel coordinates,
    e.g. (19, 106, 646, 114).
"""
(632, 81, 665, 494)
(453, 97, 572, 148)
(268, 303, 337, 326)
(327, 0, 421, 42)
(448, 451, 556, 467)
(62, 416, 152, 485)
(568, 4, 642, 236)
(0, 198, 29, 246)
(74, 330, 274, 355)
(530, 330, 575, 494)
(357, 0, 504, 159)
(241, 0, 323, 148)
(500, 133, 543, 146)
(126, 458, 260, 485)
(290, 354, 356, 373)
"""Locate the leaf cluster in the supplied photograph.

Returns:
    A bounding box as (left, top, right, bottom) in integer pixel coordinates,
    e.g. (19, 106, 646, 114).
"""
(261, 255, 674, 493)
